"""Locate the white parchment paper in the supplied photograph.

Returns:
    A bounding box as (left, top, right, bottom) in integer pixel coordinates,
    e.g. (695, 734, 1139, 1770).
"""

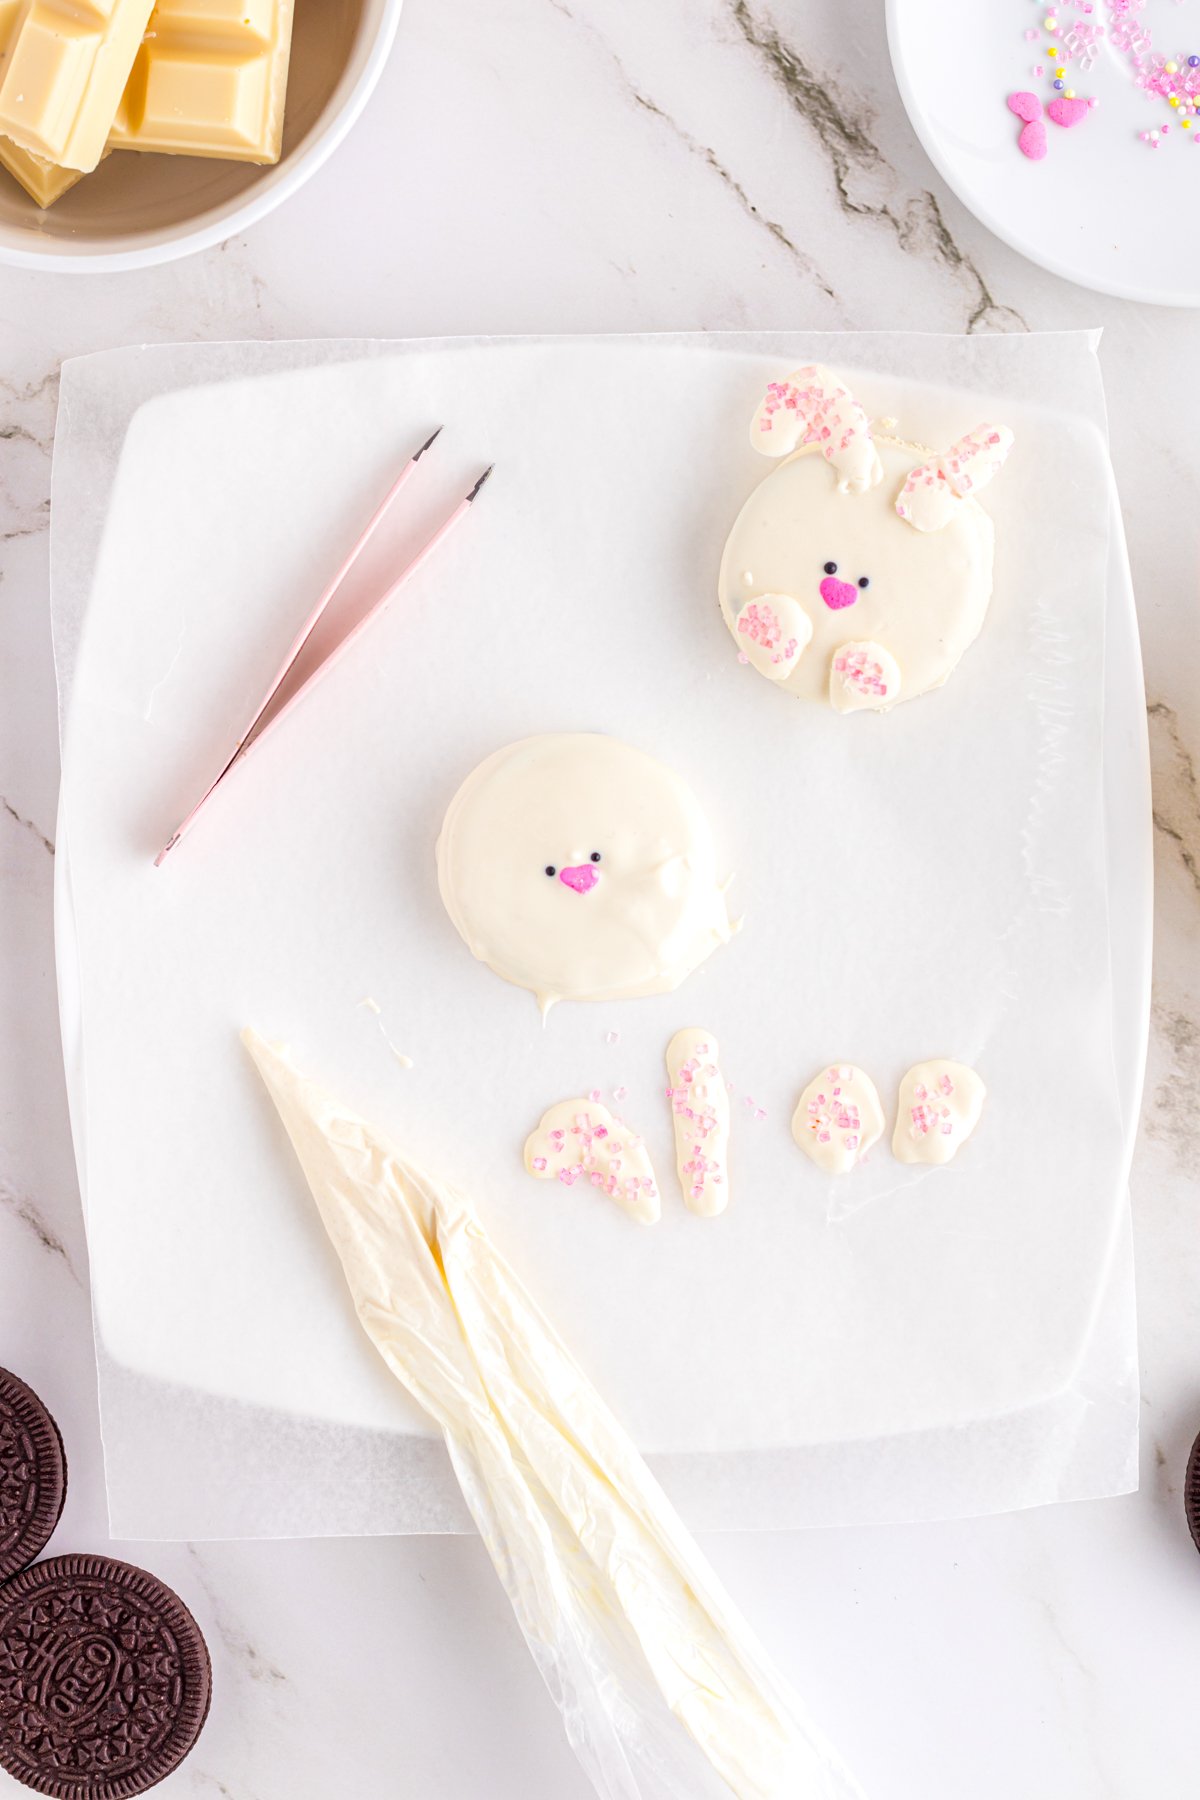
(51, 333, 1146, 1539)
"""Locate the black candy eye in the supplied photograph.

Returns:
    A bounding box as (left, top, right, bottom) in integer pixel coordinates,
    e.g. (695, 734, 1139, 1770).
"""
(823, 561, 838, 575)
(590, 851, 602, 863)
(858, 576, 870, 589)
(545, 865, 556, 877)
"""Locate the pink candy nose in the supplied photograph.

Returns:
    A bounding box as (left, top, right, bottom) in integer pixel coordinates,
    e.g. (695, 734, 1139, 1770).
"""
(559, 863, 599, 894)
(819, 575, 858, 611)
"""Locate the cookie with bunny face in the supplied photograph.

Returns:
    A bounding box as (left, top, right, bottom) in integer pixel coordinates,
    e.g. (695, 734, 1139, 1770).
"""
(436, 733, 735, 1015)
(718, 365, 1013, 713)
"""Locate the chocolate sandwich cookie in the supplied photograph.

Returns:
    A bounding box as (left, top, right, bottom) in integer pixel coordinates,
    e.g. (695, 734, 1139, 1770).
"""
(0, 1555, 211, 1797)
(0, 1369, 67, 1580)
(1187, 1429, 1200, 1555)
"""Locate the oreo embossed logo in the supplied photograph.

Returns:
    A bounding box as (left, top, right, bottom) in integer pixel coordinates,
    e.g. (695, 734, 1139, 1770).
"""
(0, 1555, 211, 1797)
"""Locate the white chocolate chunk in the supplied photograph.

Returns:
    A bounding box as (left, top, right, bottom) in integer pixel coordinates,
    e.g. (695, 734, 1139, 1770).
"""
(734, 592, 813, 681)
(829, 640, 902, 714)
(893, 1060, 986, 1165)
(665, 1027, 731, 1217)
(791, 1064, 884, 1174)
(525, 1097, 661, 1224)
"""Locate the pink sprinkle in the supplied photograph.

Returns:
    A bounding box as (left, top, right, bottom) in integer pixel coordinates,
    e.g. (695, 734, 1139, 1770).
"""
(605, 1030, 620, 1045)
(737, 652, 749, 665)
(613, 1085, 627, 1101)
(532, 1155, 547, 1172)
(588, 1088, 601, 1103)
(593, 1124, 608, 1139)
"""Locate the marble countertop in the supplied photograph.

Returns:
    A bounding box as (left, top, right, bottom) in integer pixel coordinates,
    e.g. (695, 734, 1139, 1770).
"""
(2, 2, 1199, 1795)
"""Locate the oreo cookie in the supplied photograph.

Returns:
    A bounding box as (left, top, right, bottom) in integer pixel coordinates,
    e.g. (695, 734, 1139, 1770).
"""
(1187, 1428, 1200, 1555)
(0, 1369, 67, 1580)
(0, 1554, 212, 1797)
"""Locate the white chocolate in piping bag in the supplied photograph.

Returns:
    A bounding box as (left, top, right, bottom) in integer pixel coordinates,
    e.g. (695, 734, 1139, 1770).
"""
(243, 1028, 863, 1800)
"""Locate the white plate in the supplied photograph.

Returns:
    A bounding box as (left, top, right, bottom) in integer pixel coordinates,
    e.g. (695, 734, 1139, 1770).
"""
(51, 334, 1149, 1538)
(887, 0, 1200, 306)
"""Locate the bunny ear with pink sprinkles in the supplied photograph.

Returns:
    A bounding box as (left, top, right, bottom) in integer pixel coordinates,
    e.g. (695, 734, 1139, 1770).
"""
(895, 424, 1014, 533)
(749, 363, 883, 495)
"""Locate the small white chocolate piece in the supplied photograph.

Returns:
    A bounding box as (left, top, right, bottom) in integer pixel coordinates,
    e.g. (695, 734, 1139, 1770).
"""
(111, 0, 297, 165)
(733, 593, 812, 682)
(0, 0, 156, 172)
(665, 1027, 730, 1217)
(524, 1097, 661, 1225)
(893, 1061, 986, 1165)
(791, 1064, 884, 1175)
(829, 641, 902, 714)
(0, 137, 91, 206)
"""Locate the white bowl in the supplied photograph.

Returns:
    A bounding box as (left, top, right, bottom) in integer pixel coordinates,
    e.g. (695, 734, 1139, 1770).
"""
(886, 0, 1200, 307)
(0, 0, 403, 273)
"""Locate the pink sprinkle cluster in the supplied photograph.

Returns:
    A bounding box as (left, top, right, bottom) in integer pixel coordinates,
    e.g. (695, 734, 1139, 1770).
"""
(1041, 1, 1200, 149)
(758, 376, 857, 463)
(833, 646, 890, 701)
(667, 1045, 724, 1204)
(909, 1073, 957, 1140)
(737, 600, 799, 667)
(1062, 19, 1104, 70)
(805, 1069, 861, 1153)
(896, 428, 1008, 525)
(539, 1109, 656, 1208)
(1108, 0, 1151, 62)
(754, 366, 876, 489)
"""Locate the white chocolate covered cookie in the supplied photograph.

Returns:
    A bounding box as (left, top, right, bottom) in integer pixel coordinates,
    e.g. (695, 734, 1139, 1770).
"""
(524, 1097, 661, 1224)
(893, 1061, 986, 1166)
(791, 1064, 885, 1175)
(665, 1027, 731, 1216)
(436, 734, 735, 1013)
(720, 364, 1012, 712)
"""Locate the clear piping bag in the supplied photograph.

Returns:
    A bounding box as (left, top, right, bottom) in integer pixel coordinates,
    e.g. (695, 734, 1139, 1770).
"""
(243, 1029, 863, 1800)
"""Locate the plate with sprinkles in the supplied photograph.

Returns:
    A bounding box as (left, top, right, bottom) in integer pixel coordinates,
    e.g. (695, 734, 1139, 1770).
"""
(887, 0, 1200, 305)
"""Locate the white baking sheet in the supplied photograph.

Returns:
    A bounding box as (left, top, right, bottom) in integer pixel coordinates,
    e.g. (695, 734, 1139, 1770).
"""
(51, 333, 1149, 1539)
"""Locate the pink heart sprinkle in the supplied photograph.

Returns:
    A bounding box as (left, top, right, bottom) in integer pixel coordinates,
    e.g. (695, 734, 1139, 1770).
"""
(1046, 95, 1090, 129)
(819, 575, 858, 611)
(1018, 118, 1048, 161)
(1006, 90, 1043, 124)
